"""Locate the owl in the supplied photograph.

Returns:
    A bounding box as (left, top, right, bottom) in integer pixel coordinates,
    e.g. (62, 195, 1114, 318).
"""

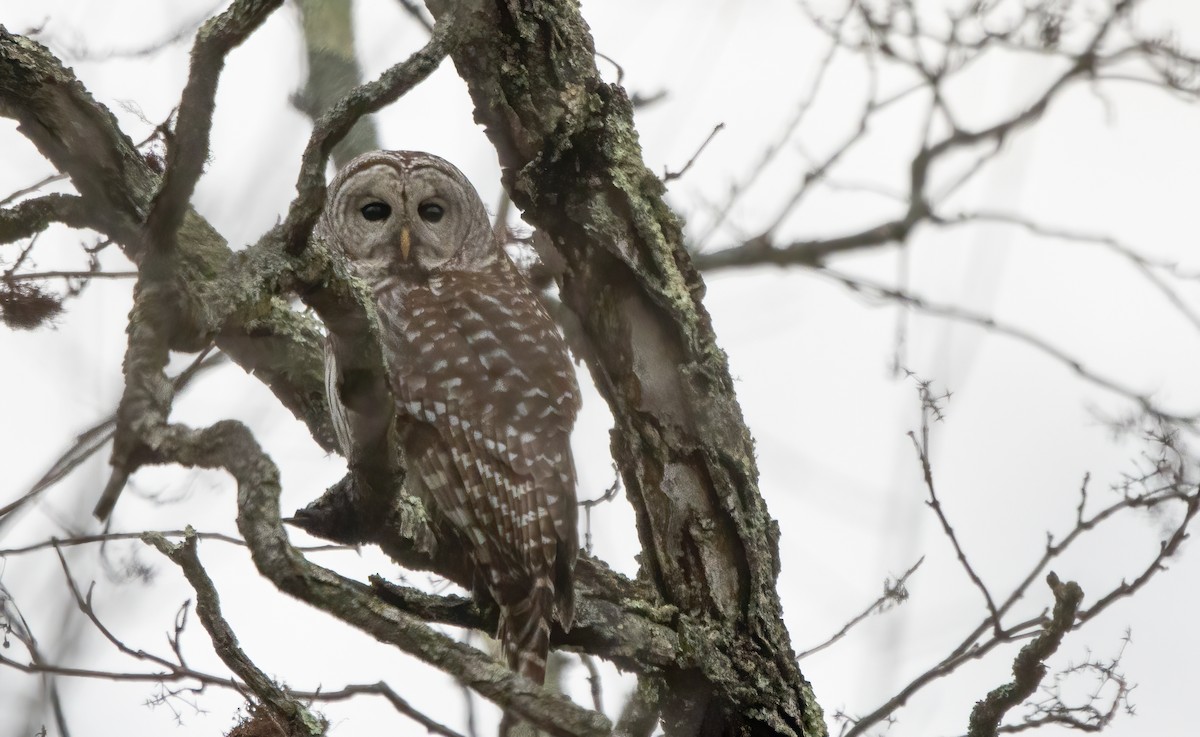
(316, 150, 580, 687)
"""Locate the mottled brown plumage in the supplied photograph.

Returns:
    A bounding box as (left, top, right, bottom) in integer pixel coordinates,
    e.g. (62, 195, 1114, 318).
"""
(317, 150, 579, 686)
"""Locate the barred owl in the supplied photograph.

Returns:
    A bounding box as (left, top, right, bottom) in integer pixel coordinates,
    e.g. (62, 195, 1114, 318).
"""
(317, 150, 579, 686)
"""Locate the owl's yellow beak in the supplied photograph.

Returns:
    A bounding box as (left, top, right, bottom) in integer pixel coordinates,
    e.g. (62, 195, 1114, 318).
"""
(400, 226, 411, 261)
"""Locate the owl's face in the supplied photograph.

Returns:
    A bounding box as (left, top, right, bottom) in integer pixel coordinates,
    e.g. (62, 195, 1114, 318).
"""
(318, 151, 495, 281)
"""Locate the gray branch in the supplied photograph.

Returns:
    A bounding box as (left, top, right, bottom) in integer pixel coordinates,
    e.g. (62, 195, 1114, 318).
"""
(0, 193, 95, 244)
(967, 574, 1084, 737)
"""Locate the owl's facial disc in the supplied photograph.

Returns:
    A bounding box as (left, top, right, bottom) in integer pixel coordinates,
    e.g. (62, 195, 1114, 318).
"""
(322, 153, 494, 280)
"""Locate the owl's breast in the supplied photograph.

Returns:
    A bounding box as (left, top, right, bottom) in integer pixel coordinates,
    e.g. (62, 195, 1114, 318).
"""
(376, 269, 576, 460)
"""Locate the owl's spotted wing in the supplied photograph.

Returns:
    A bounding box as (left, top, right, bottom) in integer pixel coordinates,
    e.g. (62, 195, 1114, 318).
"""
(383, 260, 580, 630)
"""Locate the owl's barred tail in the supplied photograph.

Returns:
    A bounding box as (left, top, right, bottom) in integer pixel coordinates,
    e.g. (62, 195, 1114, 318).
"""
(497, 577, 555, 686)
(496, 581, 554, 736)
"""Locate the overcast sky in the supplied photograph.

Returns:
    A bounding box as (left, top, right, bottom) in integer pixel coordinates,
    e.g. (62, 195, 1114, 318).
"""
(3, 1, 1200, 735)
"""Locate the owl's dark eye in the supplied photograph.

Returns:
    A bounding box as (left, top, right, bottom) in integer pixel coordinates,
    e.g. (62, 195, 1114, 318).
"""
(417, 201, 445, 223)
(360, 202, 391, 221)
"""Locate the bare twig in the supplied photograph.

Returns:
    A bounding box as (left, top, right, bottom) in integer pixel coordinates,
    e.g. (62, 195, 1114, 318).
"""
(0, 351, 224, 527)
(908, 391, 1002, 631)
(987, 631, 1134, 735)
(844, 410, 1199, 737)
(940, 210, 1200, 335)
(797, 557, 923, 660)
(0, 171, 68, 208)
(580, 471, 621, 555)
(579, 653, 604, 712)
(663, 123, 724, 183)
(42, 2, 224, 61)
(696, 0, 858, 250)
(395, 0, 436, 33)
(698, 0, 1144, 269)
(309, 681, 465, 737)
(813, 266, 1200, 425)
(0, 530, 347, 557)
(146, 531, 325, 735)
(5, 270, 138, 281)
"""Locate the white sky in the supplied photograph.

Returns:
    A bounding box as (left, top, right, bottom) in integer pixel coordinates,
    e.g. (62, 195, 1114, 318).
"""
(2, 1, 1200, 735)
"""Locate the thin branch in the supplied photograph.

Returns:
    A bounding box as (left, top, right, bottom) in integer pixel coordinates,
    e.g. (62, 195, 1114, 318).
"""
(0, 171, 68, 208)
(0, 654, 225, 684)
(845, 420, 1199, 737)
(967, 574, 1084, 737)
(146, 531, 324, 735)
(696, 0, 858, 250)
(6, 270, 138, 281)
(51, 544, 181, 672)
(0, 530, 347, 557)
(395, 0, 436, 33)
(697, 0, 1141, 269)
(281, 15, 458, 253)
(43, 2, 224, 61)
(460, 631, 482, 737)
(757, 48, 881, 240)
(145, 0, 284, 253)
(662, 123, 724, 183)
(309, 681, 465, 737)
(0, 351, 224, 527)
(813, 266, 1200, 425)
(940, 210, 1200, 335)
(1077, 489, 1199, 624)
(908, 420, 1002, 632)
(797, 557, 923, 660)
(579, 653, 604, 712)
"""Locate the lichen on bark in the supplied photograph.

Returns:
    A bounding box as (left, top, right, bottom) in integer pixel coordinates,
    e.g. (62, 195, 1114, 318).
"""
(429, 0, 825, 733)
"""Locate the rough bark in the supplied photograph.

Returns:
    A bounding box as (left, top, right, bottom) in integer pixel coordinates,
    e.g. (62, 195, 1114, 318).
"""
(0, 25, 337, 448)
(0, 20, 702, 702)
(427, 1, 823, 734)
(1, 3, 826, 732)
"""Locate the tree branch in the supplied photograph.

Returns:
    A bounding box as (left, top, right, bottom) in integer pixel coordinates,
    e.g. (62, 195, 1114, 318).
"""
(0, 193, 96, 244)
(966, 574, 1084, 737)
(145, 0, 284, 254)
(429, 0, 823, 733)
(281, 13, 457, 253)
(146, 530, 326, 736)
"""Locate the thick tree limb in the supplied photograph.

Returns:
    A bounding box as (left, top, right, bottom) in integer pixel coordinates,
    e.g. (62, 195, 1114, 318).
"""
(231, 423, 612, 737)
(0, 24, 336, 442)
(0, 17, 695, 713)
(428, 0, 823, 734)
(0, 193, 96, 244)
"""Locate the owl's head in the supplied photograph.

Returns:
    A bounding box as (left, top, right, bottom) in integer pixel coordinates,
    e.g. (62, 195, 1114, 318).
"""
(317, 150, 495, 279)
